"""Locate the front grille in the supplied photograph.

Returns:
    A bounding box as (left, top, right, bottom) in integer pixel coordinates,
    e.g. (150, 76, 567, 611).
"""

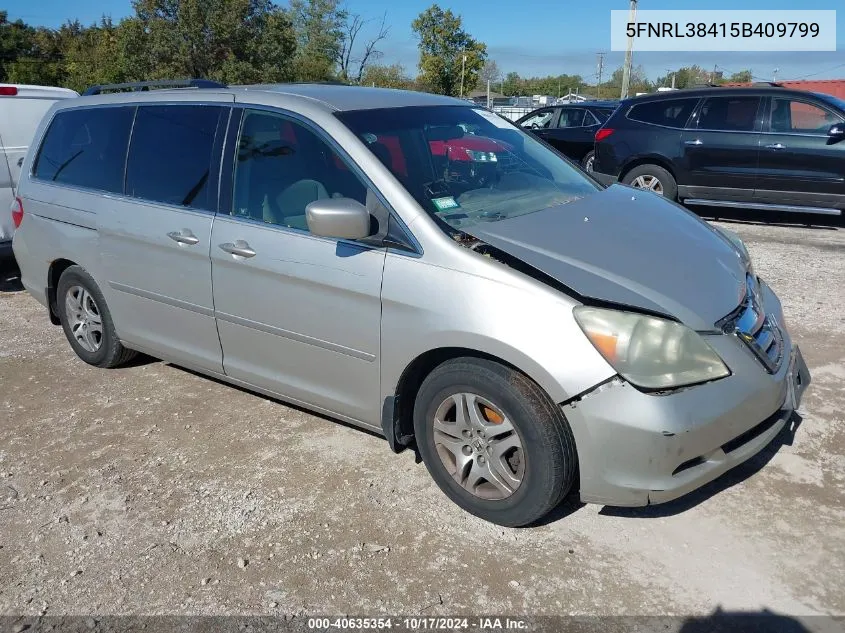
(718, 275, 785, 374)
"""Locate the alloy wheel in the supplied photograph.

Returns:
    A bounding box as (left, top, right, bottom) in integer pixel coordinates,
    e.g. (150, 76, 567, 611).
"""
(631, 174, 664, 194)
(432, 392, 525, 500)
(64, 285, 103, 353)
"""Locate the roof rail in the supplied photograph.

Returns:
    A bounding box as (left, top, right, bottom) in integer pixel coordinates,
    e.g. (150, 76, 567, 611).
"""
(751, 81, 784, 87)
(82, 79, 227, 96)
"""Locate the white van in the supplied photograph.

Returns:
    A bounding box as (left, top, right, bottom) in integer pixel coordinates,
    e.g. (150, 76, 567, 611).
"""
(1, 84, 78, 261)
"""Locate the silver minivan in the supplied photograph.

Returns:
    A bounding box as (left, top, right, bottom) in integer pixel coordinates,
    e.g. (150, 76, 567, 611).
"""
(12, 80, 811, 526)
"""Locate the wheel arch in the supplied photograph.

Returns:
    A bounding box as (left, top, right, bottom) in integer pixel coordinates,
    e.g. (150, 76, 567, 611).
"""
(619, 155, 678, 183)
(382, 345, 566, 454)
(46, 258, 79, 325)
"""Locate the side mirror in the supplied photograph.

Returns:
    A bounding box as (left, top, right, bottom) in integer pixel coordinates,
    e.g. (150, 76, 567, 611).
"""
(306, 197, 372, 240)
(828, 124, 845, 138)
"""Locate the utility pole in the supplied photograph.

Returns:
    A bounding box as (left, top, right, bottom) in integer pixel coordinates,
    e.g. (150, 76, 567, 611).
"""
(487, 79, 491, 109)
(460, 53, 467, 98)
(596, 52, 606, 99)
(620, 0, 638, 99)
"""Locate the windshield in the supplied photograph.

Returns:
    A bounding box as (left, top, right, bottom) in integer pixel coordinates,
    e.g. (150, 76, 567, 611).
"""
(335, 105, 600, 233)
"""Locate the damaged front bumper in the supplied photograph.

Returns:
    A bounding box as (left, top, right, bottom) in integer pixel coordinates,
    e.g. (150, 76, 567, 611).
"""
(562, 293, 811, 508)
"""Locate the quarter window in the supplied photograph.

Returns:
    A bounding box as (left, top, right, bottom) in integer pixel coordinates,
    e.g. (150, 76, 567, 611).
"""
(125, 105, 225, 210)
(33, 106, 134, 193)
(520, 109, 554, 129)
(770, 98, 844, 134)
(627, 99, 698, 128)
(232, 110, 368, 231)
(697, 97, 761, 132)
(557, 108, 587, 128)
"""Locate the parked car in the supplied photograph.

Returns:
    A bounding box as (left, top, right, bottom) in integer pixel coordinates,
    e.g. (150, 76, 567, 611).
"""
(515, 101, 618, 172)
(592, 86, 845, 216)
(13, 80, 810, 527)
(1, 84, 78, 263)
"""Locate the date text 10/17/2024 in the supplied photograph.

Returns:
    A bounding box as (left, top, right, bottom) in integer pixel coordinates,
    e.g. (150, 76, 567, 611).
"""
(307, 617, 529, 630)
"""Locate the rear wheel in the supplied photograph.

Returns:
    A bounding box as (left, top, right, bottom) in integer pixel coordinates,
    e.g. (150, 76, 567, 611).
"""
(57, 266, 136, 368)
(413, 357, 577, 527)
(581, 151, 596, 173)
(622, 164, 677, 200)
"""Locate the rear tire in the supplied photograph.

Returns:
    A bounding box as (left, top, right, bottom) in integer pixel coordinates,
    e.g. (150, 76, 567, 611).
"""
(622, 164, 677, 200)
(581, 150, 596, 173)
(413, 357, 577, 527)
(57, 266, 136, 368)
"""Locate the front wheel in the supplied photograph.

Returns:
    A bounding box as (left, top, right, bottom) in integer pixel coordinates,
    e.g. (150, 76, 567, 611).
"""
(413, 358, 578, 527)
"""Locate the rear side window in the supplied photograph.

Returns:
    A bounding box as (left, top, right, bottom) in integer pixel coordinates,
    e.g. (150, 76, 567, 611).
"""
(33, 106, 134, 193)
(697, 97, 761, 132)
(557, 108, 587, 128)
(125, 105, 225, 210)
(770, 98, 844, 134)
(627, 99, 698, 128)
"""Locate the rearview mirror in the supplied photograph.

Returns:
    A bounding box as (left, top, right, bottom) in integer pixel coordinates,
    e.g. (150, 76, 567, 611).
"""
(306, 197, 372, 240)
(828, 124, 845, 138)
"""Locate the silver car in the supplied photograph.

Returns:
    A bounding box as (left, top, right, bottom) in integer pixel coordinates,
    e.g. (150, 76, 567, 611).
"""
(12, 81, 811, 527)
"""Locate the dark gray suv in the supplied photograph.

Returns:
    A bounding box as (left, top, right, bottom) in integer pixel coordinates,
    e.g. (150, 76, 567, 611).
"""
(593, 86, 845, 216)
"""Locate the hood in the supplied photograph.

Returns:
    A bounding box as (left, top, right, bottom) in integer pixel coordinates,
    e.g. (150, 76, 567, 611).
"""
(462, 184, 748, 331)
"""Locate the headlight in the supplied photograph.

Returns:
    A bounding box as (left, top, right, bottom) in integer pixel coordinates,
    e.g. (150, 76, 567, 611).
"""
(465, 149, 498, 162)
(573, 307, 730, 390)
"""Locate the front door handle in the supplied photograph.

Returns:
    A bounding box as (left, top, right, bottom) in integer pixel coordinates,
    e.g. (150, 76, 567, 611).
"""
(167, 230, 200, 246)
(685, 139, 704, 146)
(219, 240, 256, 258)
(766, 143, 787, 150)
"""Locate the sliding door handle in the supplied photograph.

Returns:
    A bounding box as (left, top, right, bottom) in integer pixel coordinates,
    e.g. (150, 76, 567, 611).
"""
(219, 240, 256, 258)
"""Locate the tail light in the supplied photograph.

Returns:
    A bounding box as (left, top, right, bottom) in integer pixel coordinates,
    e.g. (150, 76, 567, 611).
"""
(0, 86, 19, 96)
(595, 128, 615, 142)
(11, 197, 23, 229)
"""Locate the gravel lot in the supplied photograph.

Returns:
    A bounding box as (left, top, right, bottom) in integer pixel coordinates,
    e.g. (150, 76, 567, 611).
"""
(1, 216, 844, 625)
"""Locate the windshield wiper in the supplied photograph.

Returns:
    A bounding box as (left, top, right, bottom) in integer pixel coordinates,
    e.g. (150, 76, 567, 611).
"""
(51, 150, 84, 181)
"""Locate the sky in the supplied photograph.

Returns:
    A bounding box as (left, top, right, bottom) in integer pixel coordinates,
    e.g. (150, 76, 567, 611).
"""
(5, 0, 845, 85)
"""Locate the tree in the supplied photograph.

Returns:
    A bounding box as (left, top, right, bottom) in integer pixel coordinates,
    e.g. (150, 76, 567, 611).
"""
(501, 71, 521, 96)
(290, 0, 346, 82)
(360, 63, 413, 89)
(59, 18, 126, 93)
(479, 59, 501, 87)
(411, 4, 487, 96)
(338, 12, 390, 84)
(728, 69, 753, 83)
(655, 65, 712, 90)
(607, 64, 651, 97)
(118, 0, 297, 85)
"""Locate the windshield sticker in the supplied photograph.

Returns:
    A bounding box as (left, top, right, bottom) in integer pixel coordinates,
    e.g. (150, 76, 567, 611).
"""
(432, 196, 460, 212)
(473, 109, 513, 129)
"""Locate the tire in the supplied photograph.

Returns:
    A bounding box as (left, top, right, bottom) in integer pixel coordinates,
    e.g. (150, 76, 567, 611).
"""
(413, 357, 577, 527)
(56, 265, 136, 368)
(581, 150, 596, 173)
(622, 164, 677, 200)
